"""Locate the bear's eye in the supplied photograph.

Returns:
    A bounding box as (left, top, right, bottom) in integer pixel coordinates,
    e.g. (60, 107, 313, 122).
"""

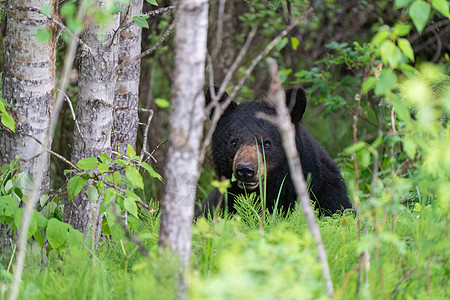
(263, 140, 271, 149)
(230, 139, 239, 148)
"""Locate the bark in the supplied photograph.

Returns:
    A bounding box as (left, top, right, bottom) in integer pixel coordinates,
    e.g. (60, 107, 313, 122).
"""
(0, 0, 58, 194)
(158, 0, 208, 297)
(112, 0, 143, 153)
(64, 2, 119, 236)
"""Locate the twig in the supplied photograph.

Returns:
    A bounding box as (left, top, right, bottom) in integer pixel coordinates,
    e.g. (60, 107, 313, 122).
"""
(7, 245, 16, 272)
(108, 2, 131, 49)
(266, 58, 334, 298)
(118, 6, 176, 33)
(138, 110, 155, 166)
(58, 89, 84, 141)
(9, 0, 89, 298)
(212, 0, 226, 60)
(82, 243, 113, 286)
(115, 22, 175, 73)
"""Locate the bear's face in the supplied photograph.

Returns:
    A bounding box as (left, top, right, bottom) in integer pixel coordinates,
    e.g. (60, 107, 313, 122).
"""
(212, 102, 286, 190)
(207, 87, 307, 191)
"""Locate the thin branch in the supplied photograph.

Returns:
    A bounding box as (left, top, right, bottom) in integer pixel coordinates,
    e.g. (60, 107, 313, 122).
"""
(212, 0, 226, 60)
(138, 109, 155, 164)
(118, 6, 176, 33)
(82, 243, 113, 286)
(115, 22, 175, 73)
(58, 89, 84, 141)
(266, 58, 334, 298)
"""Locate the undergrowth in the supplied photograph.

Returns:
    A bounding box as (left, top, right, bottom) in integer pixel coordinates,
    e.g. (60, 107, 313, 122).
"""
(1, 196, 448, 300)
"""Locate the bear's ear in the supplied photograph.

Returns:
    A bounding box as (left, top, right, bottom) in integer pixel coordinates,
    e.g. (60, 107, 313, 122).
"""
(285, 87, 307, 123)
(205, 86, 237, 119)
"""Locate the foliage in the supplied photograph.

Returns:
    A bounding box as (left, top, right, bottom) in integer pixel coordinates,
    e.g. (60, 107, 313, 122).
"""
(0, 87, 15, 133)
(0, 0, 449, 299)
(0, 159, 82, 251)
(65, 145, 161, 236)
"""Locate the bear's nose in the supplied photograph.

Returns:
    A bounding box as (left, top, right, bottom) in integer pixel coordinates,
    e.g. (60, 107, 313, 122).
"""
(235, 163, 256, 181)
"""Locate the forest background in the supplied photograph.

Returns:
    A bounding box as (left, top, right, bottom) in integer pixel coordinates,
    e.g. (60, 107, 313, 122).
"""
(0, 0, 449, 299)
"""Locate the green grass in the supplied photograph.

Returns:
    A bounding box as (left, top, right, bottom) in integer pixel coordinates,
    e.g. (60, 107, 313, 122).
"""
(1, 199, 448, 299)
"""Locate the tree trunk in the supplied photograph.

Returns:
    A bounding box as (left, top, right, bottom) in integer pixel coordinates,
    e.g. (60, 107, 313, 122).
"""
(158, 0, 208, 297)
(64, 2, 119, 237)
(0, 0, 58, 195)
(112, 0, 143, 153)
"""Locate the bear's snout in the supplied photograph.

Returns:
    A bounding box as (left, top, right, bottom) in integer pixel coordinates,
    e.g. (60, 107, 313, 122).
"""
(235, 163, 256, 181)
(232, 144, 265, 190)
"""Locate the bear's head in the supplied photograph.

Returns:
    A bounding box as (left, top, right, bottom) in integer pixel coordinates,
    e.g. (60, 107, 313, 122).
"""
(206, 86, 307, 191)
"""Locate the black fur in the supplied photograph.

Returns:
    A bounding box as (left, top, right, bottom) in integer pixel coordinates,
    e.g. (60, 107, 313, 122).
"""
(197, 87, 352, 218)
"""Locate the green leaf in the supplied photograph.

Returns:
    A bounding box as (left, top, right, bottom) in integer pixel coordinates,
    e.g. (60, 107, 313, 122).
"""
(432, 0, 450, 18)
(0, 195, 17, 217)
(393, 23, 412, 36)
(86, 185, 98, 203)
(409, 1, 431, 33)
(60, 2, 76, 18)
(35, 28, 52, 43)
(98, 153, 112, 165)
(344, 141, 366, 154)
(146, 0, 158, 6)
(124, 190, 140, 217)
(67, 176, 85, 200)
(125, 167, 144, 189)
(362, 76, 377, 94)
(113, 171, 123, 187)
(95, 180, 104, 195)
(380, 40, 403, 68)
(126, 144, 136, 159)
(77, 157, 98, 170)
(375, 69, 398, 96)
(291, 37, 299, 50)
(275, 37, 288, 51)
(14, 210, 37, 239)
(1, 112, 15, 132)
(40, 4, 53, 16)
(68, 227, 83, 248)
(141, 162, 162, 180)
(34, 211, 48, 228)
(133, 14, 149, 29)
(104, 188, 117, 205)
(394, 0, 413, 9)
(46, 218, 70, 249)
(155, 98, 170, 108)
(98, 162, 109, 173)
(33, 228, 46, 248)
(397, 38, 415, 61)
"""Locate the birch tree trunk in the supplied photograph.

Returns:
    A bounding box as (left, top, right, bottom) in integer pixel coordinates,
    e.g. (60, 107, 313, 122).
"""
(112, 0, 143, 153)
(64, 2, 119, 236)
(158, 0, 208, 297)
(0, 0, 57, 195)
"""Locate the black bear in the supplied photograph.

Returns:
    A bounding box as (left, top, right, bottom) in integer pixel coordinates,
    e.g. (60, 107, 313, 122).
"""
(196, 86, 352, 218)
